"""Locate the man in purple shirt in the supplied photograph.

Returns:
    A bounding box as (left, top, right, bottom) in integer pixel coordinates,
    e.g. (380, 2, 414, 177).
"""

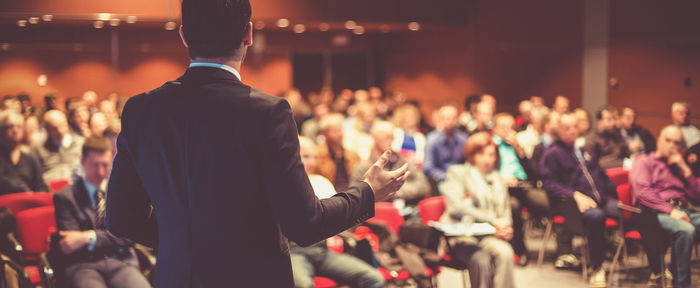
(423, 105, 468, 183)
(630, 125, 700, 287)
(540, 112, 618, 287)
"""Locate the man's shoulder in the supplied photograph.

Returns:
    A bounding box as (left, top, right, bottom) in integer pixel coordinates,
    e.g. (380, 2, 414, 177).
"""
(54, 184, 77, 203)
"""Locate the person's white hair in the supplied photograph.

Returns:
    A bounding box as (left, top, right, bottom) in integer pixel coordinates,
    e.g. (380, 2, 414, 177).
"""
(671, 102, 689, 113)
(318, 113, 345, 132)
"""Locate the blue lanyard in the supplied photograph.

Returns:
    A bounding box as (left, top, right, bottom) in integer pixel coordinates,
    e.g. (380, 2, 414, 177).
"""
(189, 62, 241, 81)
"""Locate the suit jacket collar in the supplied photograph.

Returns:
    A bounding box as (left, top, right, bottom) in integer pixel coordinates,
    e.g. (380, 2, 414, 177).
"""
(177, 66, 242, 86)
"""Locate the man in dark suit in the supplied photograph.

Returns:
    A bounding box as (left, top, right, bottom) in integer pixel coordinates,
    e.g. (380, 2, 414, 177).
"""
(105, 1, 409, 287)
(54, 136, 150, 288)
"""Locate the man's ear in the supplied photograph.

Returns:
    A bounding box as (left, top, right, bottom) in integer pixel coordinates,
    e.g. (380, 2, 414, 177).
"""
(242, 21, 253, 47)
(179, 25, 189, 48)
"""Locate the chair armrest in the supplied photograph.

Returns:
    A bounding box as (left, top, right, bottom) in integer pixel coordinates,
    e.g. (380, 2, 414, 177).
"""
(617, 203, 641, 214)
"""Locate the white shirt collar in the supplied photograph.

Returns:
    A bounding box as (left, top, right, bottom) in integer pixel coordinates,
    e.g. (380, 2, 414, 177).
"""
(189, 62, 241, 81)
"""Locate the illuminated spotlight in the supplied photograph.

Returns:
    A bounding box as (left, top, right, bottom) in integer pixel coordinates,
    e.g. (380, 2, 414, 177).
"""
(126, 16, 138, 24)
(42, 14, 53, 22)
(0, 43, 10, 51)
(17, 20, 27, 27)
(380, 24, 391, 33)
(353, 25, 365, 35)
(28, 17, 39, 24)
(408, 22, 421, 31)
(293, 24, 306, 34)
(318, 22, 330, 32)
(93, 20, 105, 29)
(277, 18, 290, 28)
(344, 20, 356, 30)
(165, 21, 177, 31)
(254, 20, 265, 30)
(97, 13, 111, 21)
(109, 18, 120, 27)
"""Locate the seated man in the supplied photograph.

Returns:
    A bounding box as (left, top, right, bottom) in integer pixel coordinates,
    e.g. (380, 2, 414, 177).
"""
(0, 110, 47, 194)
(493, 113, 549, 265)
(290, 136, 384, 288)
(53, 136, 150, 288)
(423, 105, 468, 184)
(672, 102, 700, 148)
(351, 121, 430, 208)
(584, 106, 630, 169)
(31, 110, 84, 184)
(540, 112, 619, 287)
(631, 125, 700, 287)
(618, 106, 656, 156)
(316, 113, 361, 192)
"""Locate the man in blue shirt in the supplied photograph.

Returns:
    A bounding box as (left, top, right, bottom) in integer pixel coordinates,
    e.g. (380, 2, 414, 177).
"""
(423, 105, 468, 186)
(54, 136, 149, 288)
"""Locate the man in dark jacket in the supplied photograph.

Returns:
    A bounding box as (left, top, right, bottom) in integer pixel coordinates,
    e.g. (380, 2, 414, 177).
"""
(541, 112, 618, 287)
(0, 111, 47, 194)
(105, 1, 409, 287)
(619, 106, 656, 155)
(54, 136, 149, 288)
(585, 106, 629, 169)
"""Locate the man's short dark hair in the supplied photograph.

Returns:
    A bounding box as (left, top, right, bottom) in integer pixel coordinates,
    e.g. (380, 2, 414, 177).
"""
(82, 136, 113, 159)
(464, 94, 481, 110)
(181, 0, 252, 59)
(595, 105, 617, 120)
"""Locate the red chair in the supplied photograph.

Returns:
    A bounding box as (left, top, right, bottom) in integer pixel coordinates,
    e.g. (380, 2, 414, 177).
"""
(367, 202, 404, 234)
(48, 178, 70, 193)
(607, 183, 648, 286)
(15, 205, 56, 287)
(0, 192, 53, 214)
(313, 277, 338, 288)
(417, 196, 445, 224)
(606, 168, 630, 186)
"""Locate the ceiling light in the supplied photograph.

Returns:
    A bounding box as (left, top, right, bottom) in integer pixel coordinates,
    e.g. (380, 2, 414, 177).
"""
(164, 21, 177, 31)
(277, 18, 290, 28)
(0, 43, 10, 51)
(293, 24, 306, 34)
(28, 17, 39, 24)
(17, 20, 27, 27)
(93, 20, 104, 29)
(109, 18, 120, 27)
(126, 16, 137, 24)
(344, 20, 357, 30)
(319, 22, 330, 32)
(408, 22, 421, 31)
(254, 21, 265, 30)
(42, 15, 53, 22)
(353, 26, 365, 35)
(97, 13, 111, 21)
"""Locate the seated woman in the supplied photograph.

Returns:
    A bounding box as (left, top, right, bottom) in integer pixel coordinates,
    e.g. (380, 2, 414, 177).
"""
(440, 132, 515, 288)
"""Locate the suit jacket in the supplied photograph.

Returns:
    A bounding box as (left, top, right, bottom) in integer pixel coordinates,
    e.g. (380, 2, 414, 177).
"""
(53, 177, 137, 267)
(105, 67, 375, 288)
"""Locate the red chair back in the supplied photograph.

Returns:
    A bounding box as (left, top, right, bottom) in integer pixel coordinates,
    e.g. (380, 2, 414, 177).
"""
(617, 183, 634, 221)
(0, 192, 53, 214)
(367, 202, 404, 234)
(15, 206, 56, 256)
(606, 168, 629, 186)
(48, 178, 70, 193)
(417, 196, 446, 225)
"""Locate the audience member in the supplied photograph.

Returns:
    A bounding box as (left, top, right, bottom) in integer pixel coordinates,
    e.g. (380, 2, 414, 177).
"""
(351, 121, 430, 206)
(67, 100, 91, 139)
(17, 94, 35, 117)
(423, 105, 468, 184)
(516, 107, 547, 159)
(316, 113, 361, 191)
(540, 112, 619, 287)
(0, 111, 47, 194)
(619, 106, 656, 155)
(671, 102, 700, 148)
(530, 96, 546, 111)
(342, 101, 376, 161)
(493, 113, 548, 264)
(440, 132, 515, 288)
(81, 90, 99, 115)
(688, 142, 700, 177)
(53, 136, 150, 288)
(552, 95, 570, 113)
(585, 105, 630, 169)
(459, 94, 482, 133)
(516, 100, 533, 132)
(391, 104, 426, 164)
(290, 136, 385, 288)
(21, 114, 41, 152)
(300, 104, 329, 141)
(468, 101, 495, 136)
(631, 125, 700, 287)
(31, 110, 84, 184)
(573, 108, 591, 149)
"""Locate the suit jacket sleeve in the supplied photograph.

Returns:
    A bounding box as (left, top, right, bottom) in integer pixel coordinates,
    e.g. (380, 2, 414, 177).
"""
(261, 99, 375, 246)
(106, 99, 158, 248)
